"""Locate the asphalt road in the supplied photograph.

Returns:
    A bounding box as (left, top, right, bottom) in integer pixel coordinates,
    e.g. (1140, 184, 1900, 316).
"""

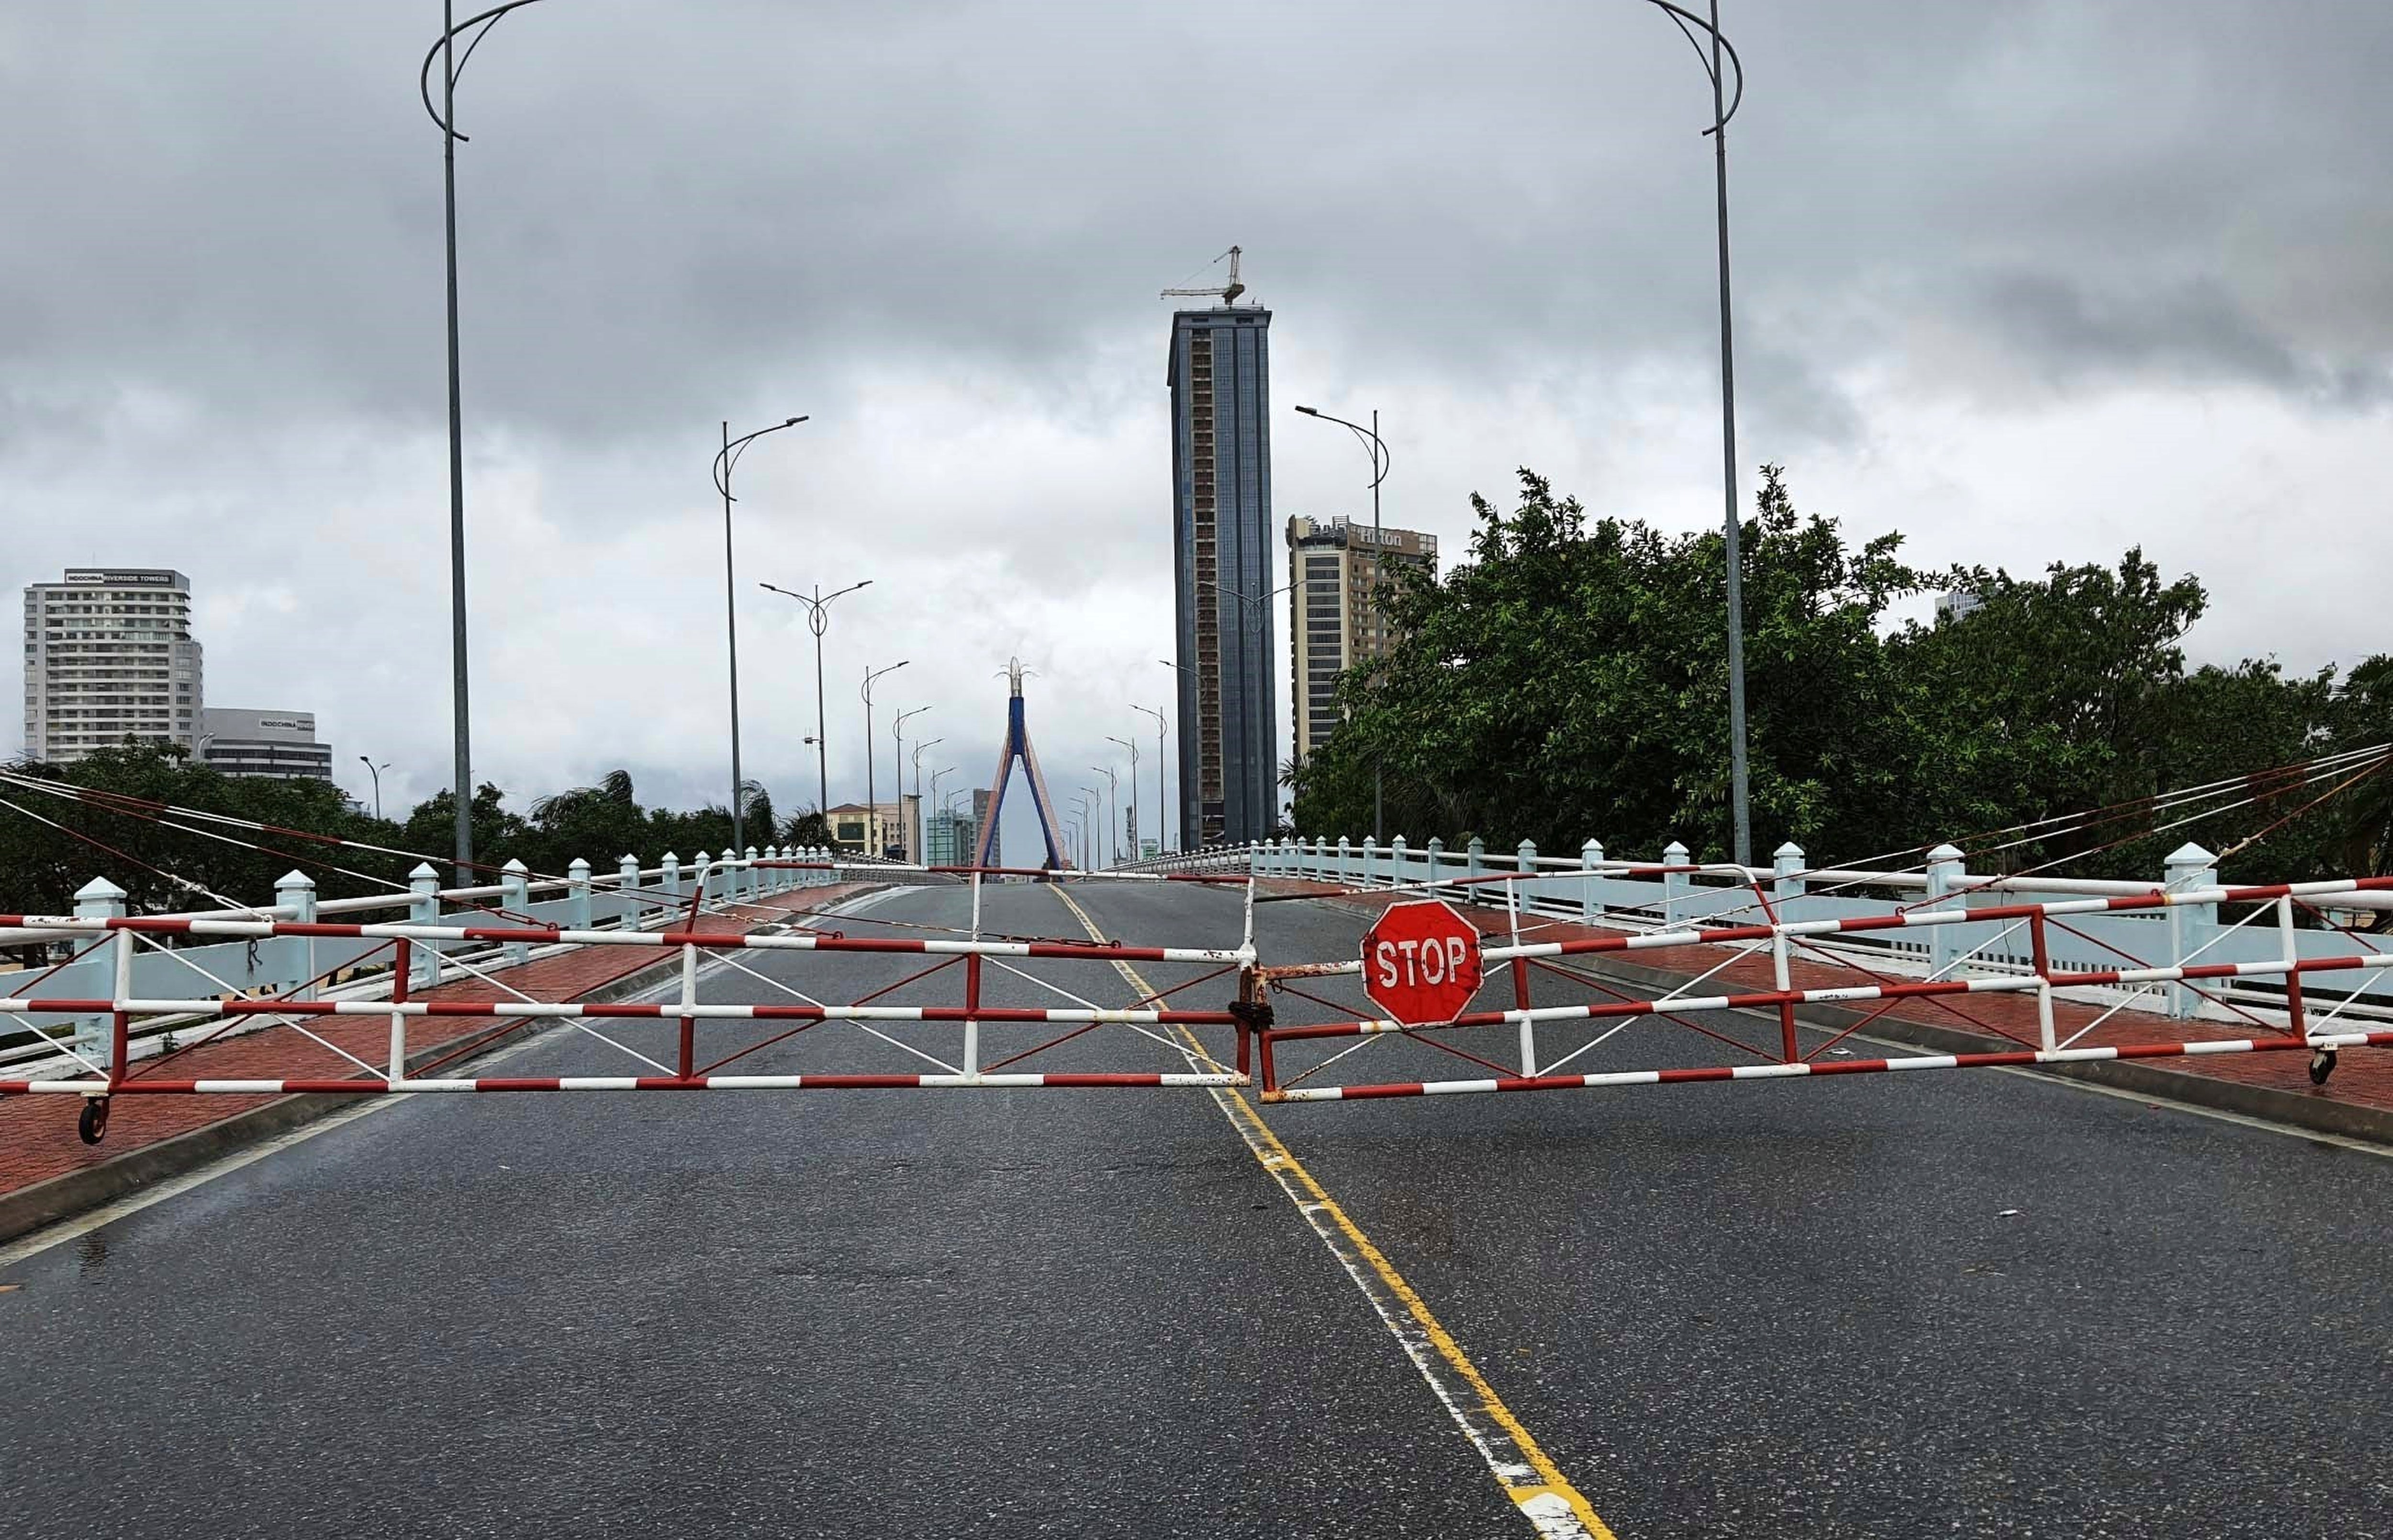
(1, 879, 2387, 1539)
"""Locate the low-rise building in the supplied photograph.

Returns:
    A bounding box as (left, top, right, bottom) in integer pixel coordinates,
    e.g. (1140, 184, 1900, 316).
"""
(200, 709, 333, 780)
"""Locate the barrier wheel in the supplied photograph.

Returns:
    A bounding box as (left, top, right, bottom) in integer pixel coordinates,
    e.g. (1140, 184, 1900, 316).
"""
(2309, 1048, 2337, 1087)
(77, 1096, 110, 1146)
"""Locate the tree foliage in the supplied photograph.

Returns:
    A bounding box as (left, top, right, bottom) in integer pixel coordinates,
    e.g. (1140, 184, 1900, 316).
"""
(1290, 467, 2393, 882)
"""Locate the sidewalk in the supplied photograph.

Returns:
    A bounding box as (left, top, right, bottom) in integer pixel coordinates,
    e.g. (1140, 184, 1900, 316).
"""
(1266, 878, 2393, 1142)
(0, 882, 883, 1241)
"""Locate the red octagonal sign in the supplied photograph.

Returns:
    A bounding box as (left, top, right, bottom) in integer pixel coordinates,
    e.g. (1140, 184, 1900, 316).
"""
(1363, 899, 1485, 1027)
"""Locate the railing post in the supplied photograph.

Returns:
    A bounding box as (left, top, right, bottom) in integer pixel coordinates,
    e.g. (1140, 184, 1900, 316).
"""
(1362, 835, 1378, 883)
(499, 859, 531, 965)
(693, 851, 713, 911)
(1337, 835, 1352, 884)
(72, 877, 128, 1071)
(1581, 838, 1604, 922)
(1390, 835, 1409, 887)
(1465, 836, 1485, 907)
(616, 855, 643, 926)
(744, 845, 761, 905)
(660, 851, 682, 904)
(1515, 839, 1537, 911)
(1925, 842, 1967, 979)
(275, 870, 318, 993)
(1772, 841, 1806, 924)
(2164, 841, 2220, 1020)
(566, 858, 593, 932)
(1425, 837, 1445, 894)
(1662, 840, 1691, 926)
(409, 863, 442, 988)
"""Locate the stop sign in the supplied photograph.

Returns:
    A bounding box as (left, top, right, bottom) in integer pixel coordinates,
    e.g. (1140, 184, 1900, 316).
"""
(1362, 899, 1485, 1027)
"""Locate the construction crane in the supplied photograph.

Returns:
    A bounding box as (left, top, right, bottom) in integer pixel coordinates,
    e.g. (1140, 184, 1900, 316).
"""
(1160, 246, 1246, 307)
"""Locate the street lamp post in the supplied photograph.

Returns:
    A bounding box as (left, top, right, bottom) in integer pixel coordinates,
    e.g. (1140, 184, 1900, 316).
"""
(910, 736, 942, 862)
(760, 579, 872, 816)
(1157, 659, 1198, 850)
(714, 416, 808, 855)
(1075, 788, 1100, 870)
(929, 763, 956, 861)
(1107, 735, 1141, 860)
(892, 707, 930, 859)
(861, 662, 908, 857)
(1132, 704, 1167, 855)
(1294, 403, 1391, 842)
(418, 0, 553, 883)
(1638, 0, 1753, 866)
(358, 757, 391, 822)
(1089, 765, 1119, 868)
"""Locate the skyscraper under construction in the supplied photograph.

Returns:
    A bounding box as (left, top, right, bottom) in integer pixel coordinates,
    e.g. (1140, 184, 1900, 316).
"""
(1166, 303, 1275, 847)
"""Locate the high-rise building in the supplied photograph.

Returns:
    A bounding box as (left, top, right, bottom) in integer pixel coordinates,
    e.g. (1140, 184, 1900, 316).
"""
(1286, 517, 1439, 764)
(1168, 304, 1276, 846)
(22, 568, 204, 764)
(972, 786, 996, 866)
(200, 708, 334, 781)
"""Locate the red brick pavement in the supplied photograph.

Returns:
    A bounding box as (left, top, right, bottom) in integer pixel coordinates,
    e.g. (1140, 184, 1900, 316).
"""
(1263, 878, 2393, 1117)
(0, 884, 882, 1201)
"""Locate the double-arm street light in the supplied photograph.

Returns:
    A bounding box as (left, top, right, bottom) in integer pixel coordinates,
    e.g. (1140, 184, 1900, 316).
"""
(1638, 0, 1752, 866)
(760, 579, 872, 816)
(910, 736, 943, 860)
(1131, 704, 1167, 855)
(1294, 403, 1392, 841)
(893, 707, 932, 858)
(1075, 787, 1101, 870)
(1107, 736, 1141, 859)
(419, 0, 552, 882)
(358, 758, 391, 822)
(714, 416, 808, 854)
(1089, 764, 1120, 868)
(861, 662, 908, 856)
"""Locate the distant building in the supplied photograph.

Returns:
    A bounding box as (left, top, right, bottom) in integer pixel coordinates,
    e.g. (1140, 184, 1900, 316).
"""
(973, 786, 996, 866)
(825, 797, 918, 858)
(1936, 589, 1986, 623)
(22, 568, 204, 764)
(200, 709, 333, 781)
(1168, 302, 1276, 848)
(1286, 517, 1438, 764)
(923, 810, 977, 867)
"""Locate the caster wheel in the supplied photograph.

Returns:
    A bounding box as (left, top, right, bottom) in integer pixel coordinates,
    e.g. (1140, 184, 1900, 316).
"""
(2309, 1048, 2338, 1086)
(77, 1096, 111, 1146)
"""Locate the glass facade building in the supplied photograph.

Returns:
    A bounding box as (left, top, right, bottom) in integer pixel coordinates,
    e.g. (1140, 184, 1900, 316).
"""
(1167, 306, 1276, 847)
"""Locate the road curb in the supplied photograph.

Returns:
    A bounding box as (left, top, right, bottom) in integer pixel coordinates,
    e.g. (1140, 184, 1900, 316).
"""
(1298, 890, 2393, 1147)
(0, 886, 890, 1246)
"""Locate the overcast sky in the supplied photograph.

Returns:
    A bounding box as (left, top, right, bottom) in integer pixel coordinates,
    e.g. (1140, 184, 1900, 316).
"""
(7, 0, 2389, 860)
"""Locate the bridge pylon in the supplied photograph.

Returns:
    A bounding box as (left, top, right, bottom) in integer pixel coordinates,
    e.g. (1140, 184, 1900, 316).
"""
(973, 658, 1071, 870)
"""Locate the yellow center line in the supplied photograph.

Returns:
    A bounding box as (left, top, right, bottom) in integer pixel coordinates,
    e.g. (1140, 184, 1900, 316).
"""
(1047, 884, 1616, 1540)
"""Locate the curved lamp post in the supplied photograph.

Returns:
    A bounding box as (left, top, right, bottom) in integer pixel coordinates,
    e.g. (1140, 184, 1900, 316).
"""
(359, 757, 391, 822)
(1107, 735, 1141, 859)
(909, 735, 943, 861)
(760, 579, 872, 816)
(860, 662, 908, 855)
(714, 416, 808, 854)
(1132, 704, 1168, 855)
(1637, 0, 1752, 865)
(1089, 764, 1120, 869)
(1294, 403, 1392, 841)
(419, 0, 554, 882)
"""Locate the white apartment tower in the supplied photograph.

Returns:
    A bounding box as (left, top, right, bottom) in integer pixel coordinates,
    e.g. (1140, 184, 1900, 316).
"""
(1286, 517, 1437, 764)
(22, 569, 204, 764)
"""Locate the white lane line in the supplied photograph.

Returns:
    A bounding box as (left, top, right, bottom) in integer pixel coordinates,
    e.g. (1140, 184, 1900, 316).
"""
(0, 891, 891, 1271)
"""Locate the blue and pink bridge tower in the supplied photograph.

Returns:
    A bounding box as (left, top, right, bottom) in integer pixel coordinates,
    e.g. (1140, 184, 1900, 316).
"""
(973, 658, 1072, 870)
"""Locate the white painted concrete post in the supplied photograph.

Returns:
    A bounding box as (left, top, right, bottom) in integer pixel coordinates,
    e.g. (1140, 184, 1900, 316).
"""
(274, 869, 318, 996)
(744, 845, 761, 905)
(660, 852, 681, 904)
(73, 877, 127, 1067)
(1337, 836, 1352, 883)
(2165, 842, 2221, 1020)
(617, 855, 642, 926)
(1426, 837, 1445, 893)
(693, 851, 713, 912)
(1465, 837, 1485, 906)
(1581, 838, 1605, 922)
(1362, 836, 1378, 883)
(1925, 843, 1967, 979)
(1390, 835, 1409, 886)
(410, 863, 443, 987)
(1516, 839, 1537, 910)
(1773, 841, 1806, 923)
(499, 859, 531, 965)
(566, 858, 593, 932)
(1662, 840, 1691, 925)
